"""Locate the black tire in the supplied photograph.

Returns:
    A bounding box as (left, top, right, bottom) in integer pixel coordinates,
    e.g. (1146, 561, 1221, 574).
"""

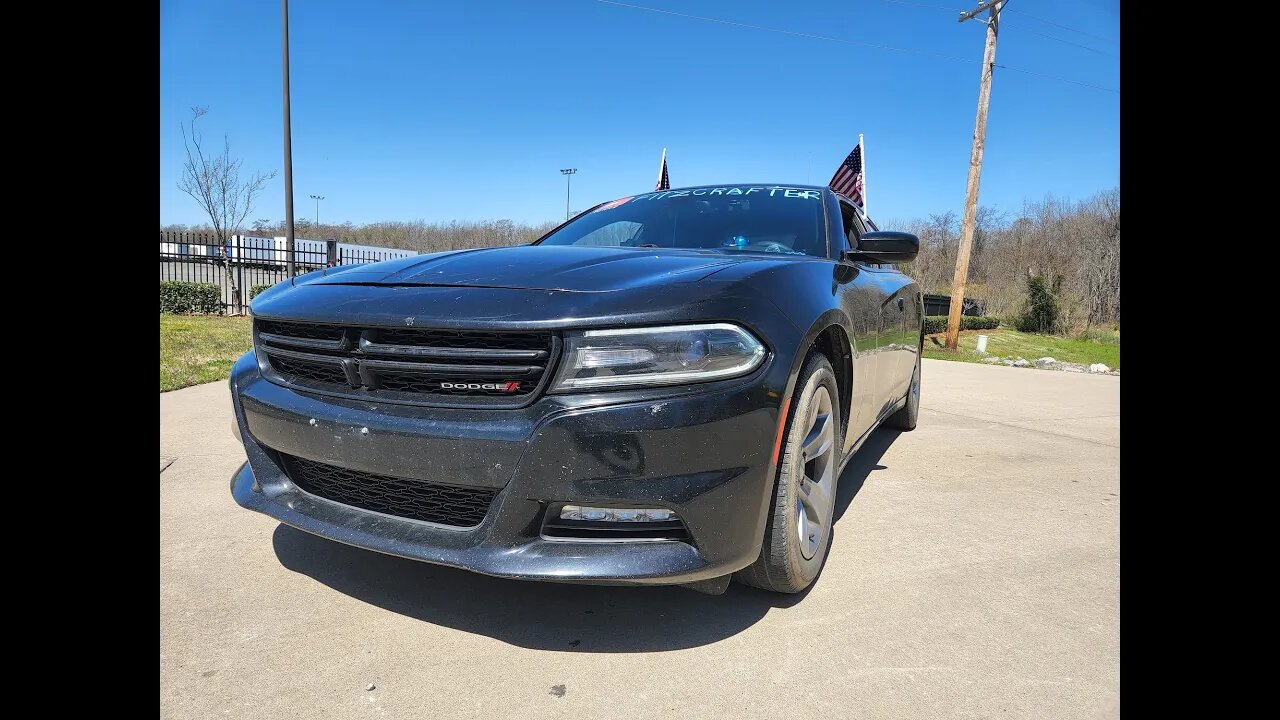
(735, 353, 842, 594)
(886, 351, 921, 431)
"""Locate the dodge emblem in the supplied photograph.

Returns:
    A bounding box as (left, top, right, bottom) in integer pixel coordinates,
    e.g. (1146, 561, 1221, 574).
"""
(440, 381, 521, 393)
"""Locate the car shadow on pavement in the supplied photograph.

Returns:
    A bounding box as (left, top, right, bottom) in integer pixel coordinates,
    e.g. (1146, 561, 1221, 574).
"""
(834, 427, 899, 523)
(271, 427, 901, 653)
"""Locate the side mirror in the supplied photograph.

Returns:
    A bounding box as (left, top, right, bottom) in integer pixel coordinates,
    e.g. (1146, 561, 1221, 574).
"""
(842, 230, 919, 264)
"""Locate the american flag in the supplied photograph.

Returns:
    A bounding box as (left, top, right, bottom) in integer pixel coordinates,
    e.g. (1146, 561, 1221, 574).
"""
(655, 151, 670, 191)
(829, 144, 864, 206)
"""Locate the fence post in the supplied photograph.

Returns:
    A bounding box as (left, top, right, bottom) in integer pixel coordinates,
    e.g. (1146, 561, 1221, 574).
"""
(235, 235, 245, 315)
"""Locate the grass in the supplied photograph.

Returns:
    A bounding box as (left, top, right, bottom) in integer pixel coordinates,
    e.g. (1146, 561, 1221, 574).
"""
(923, 326, 1120, 369)
(160, 314, 253, 392)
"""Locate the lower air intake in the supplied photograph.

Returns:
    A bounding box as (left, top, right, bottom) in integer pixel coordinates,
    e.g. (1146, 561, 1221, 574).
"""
(282, 454, 497, 527)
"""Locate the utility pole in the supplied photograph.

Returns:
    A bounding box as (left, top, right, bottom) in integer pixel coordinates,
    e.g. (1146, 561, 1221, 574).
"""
(282, 0, 296, 278)
(310, 194, 325, 227)
(560, 168, 577, 221)
(945, 0, 1006, 350)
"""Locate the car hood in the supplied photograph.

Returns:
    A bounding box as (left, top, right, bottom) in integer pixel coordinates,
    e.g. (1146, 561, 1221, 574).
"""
(299, 245, 750, 293)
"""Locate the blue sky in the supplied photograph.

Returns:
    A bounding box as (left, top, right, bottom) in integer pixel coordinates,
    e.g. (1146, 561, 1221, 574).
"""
(159, 0, 1119, 228)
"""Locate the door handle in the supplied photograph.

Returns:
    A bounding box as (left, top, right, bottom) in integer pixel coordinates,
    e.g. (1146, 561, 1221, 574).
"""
(896, 297, 905, 311)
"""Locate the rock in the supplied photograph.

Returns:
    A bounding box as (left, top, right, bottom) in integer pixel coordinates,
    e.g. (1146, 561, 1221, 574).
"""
(981, 357, 1002, 364)
(1088, 363, 1110, 373)
(1001, 359, 1016, 366)
(365, 684, 376, 692)
(1012, 358, 1031, 368)
(1034, 357, 1057, 367)
(1060, 363, 1086, 373)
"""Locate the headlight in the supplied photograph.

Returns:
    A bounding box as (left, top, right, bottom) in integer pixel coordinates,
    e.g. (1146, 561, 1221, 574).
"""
(550, 323, 766, 392)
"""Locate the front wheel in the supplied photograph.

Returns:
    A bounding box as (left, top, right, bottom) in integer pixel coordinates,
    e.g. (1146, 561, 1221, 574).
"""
(735, 353, 842, 594)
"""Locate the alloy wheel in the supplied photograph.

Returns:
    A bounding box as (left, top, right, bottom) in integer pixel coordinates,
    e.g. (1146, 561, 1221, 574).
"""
(795, 385, 836, 560)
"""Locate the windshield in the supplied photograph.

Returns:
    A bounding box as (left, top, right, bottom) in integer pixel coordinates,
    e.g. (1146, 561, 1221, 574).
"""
(535, 185, 829, 258)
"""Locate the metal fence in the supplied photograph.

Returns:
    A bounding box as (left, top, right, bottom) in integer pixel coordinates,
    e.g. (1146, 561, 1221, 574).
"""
(160, 231, 416, 314)
(923, 293, 986, 317)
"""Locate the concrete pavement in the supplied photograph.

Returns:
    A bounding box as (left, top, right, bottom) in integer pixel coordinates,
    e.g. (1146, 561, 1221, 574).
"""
(160, 359, 1119, 719)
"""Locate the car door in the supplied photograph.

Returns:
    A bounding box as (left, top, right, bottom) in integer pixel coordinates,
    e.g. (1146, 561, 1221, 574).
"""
(859, 209, 921, 416)
(833, 199, 891, 450)
(839, 210, 903, 420)
(886, 264, 922, 404)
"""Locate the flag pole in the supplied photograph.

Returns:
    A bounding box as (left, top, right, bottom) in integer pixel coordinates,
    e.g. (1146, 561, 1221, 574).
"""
(859, 133, 867, 212)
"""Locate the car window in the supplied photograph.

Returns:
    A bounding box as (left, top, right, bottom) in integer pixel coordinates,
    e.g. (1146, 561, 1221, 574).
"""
(850, 210, 868, 237)
(838, 201, 859, 252)
(537, 186, 828, 258)
(572, 221, 643, 247)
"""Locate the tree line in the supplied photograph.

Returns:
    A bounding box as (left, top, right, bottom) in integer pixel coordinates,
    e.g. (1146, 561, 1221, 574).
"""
(892, 187, 1120, 333)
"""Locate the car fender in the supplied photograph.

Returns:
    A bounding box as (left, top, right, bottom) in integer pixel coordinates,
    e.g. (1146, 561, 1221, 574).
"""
(782, 307, 859, 427)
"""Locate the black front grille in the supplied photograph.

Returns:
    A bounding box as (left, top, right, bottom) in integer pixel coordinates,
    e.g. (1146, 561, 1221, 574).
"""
(282, 454, 498, 527)
(255, 319, 557, 407)
(256, 319, 345, 341)
(268, 354, 349, 385)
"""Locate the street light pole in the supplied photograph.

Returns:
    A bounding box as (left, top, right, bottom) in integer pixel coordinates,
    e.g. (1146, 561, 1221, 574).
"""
(282, 0, 296, 278)
(310, 194, 325, 227)
(560, 168, 577, 221)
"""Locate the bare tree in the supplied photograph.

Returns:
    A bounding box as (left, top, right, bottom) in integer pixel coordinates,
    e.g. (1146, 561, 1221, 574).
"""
(177, 107, 276, 313)
(901, 188, 1120, 332)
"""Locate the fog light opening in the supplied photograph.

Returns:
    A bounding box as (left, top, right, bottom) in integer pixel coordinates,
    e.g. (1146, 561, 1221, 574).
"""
(559, 505, 677, 523)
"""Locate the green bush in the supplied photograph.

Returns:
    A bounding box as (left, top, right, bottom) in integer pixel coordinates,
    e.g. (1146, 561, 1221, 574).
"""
(923, 315, 1000, 334)
(249, 283, 278, 300)
(1014, 275, 1061, 333)
(160, 281, 222, 315)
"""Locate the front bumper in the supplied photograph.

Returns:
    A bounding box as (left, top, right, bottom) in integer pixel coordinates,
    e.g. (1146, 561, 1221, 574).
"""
(228, 350, 788, 586)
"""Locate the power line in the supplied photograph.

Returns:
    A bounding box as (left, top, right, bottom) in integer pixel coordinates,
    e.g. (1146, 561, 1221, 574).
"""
(591, 0, 1118, 94)
(1007, 8, 1118, 44)
(997, 64, 1118, 93)
(1022, 27, 1118, 58)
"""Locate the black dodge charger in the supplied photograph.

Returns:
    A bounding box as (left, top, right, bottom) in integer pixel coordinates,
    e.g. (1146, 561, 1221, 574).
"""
(230, 184, 923, 595)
